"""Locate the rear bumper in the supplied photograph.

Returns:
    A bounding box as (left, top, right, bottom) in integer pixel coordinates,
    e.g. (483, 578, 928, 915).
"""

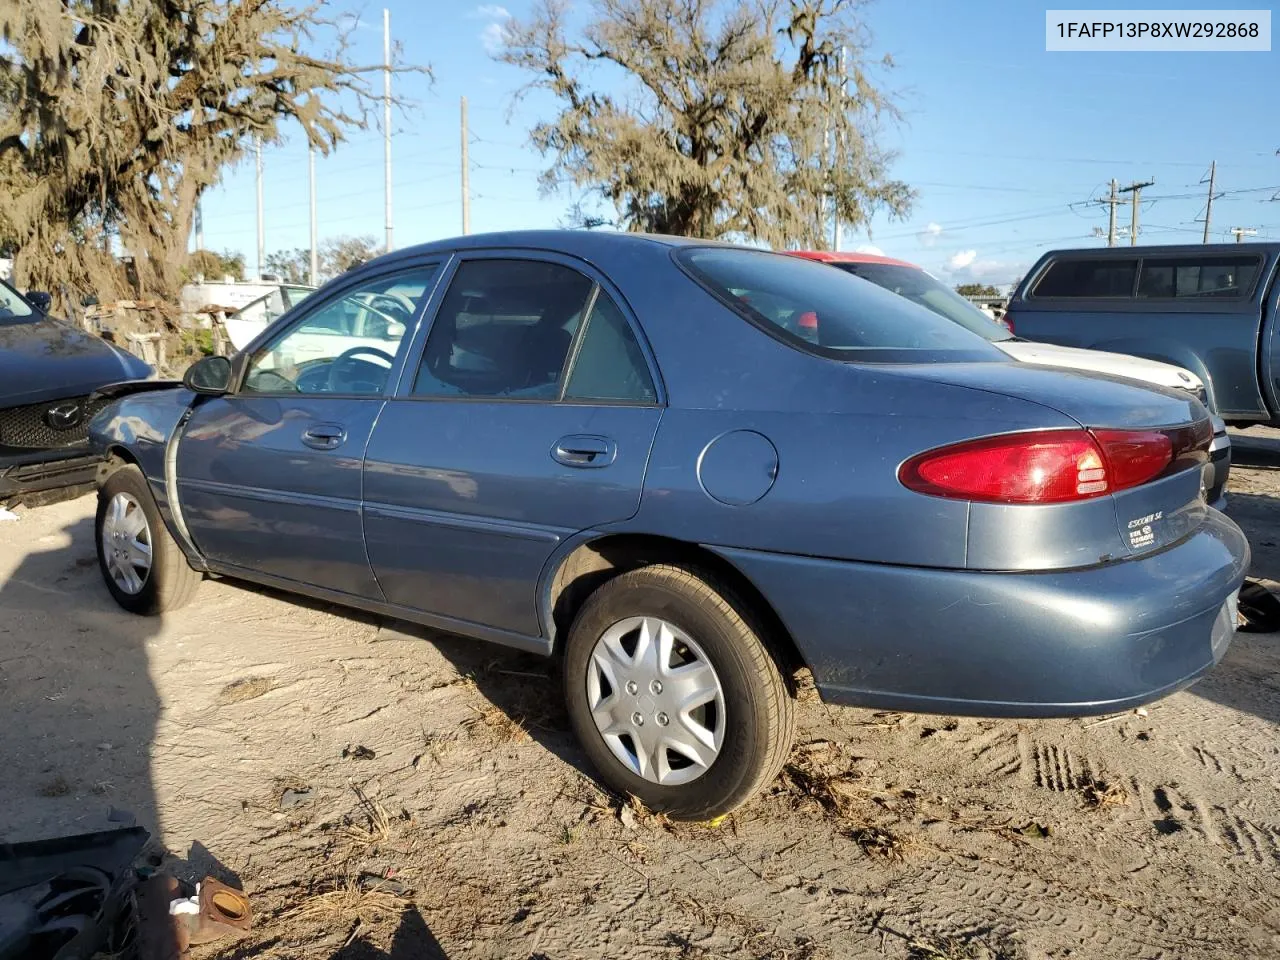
(1207, 419, 1231, 510)
(0, 447, 102, 507)
(713, 510, 1249, 718)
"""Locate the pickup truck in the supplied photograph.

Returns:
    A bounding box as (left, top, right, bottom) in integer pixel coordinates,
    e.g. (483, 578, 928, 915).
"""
(1005, 243, 1280, 428)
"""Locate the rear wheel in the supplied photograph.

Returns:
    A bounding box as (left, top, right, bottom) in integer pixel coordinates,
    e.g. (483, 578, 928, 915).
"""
(563, 564, 794, 821)
(95, 465, 201, 615)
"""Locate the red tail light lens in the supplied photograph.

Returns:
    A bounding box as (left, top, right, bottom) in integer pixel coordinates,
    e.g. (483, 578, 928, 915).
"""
(1093, 430, 1172, 490)
(999, 311, 1015, 333)
(900, 426, 1190, 504)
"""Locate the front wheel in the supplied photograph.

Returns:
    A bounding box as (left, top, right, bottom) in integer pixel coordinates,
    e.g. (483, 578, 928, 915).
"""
(96, 465, 201, 615)
(563, 564, 795, 821)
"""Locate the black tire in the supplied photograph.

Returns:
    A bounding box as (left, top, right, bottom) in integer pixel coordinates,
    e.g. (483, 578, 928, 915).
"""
(563, 564, 795, 821)
(95, 465, 201, 615)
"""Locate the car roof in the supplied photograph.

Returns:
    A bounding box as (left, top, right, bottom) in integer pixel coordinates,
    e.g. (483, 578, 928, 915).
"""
(360, 229, 724, 271)
(1032, 242, 1280, 259)
(786, 250, 921, 269)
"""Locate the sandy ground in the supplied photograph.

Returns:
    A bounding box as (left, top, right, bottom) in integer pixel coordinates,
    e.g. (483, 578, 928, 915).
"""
(4, 434, 1280, 959)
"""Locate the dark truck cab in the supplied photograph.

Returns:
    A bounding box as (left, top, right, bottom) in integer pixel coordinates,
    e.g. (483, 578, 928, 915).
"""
(1006, 243, 1280, 427)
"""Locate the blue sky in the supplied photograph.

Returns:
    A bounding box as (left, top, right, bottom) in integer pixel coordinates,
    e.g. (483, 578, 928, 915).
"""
(197, 0, 1280, 289)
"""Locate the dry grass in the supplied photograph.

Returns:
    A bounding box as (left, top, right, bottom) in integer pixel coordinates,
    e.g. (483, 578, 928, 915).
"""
(289, 879, 407, 934)
(847, 825, 918, 862)
(463, 704, 530, 743)
(217, 676, 272, 704)
(39, 775, 71, 798)
(1082, 779, 1130, 811)
(344, 782, 392, 848)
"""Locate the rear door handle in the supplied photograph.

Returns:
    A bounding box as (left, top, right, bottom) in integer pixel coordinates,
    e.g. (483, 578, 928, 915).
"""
(301, 423, 347, 450)
(552, 435, 617, 468)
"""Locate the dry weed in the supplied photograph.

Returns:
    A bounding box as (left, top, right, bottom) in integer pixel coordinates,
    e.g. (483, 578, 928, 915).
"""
(290, 879, 406, 933)
(463, 704, 530, 743)
(1081, 779, 1130, 810)
(344, 782, 392, 848)
(848, 825, 919, 862)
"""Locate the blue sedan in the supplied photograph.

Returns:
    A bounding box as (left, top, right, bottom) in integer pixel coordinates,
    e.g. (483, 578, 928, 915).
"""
(89, 231, 1249, 819)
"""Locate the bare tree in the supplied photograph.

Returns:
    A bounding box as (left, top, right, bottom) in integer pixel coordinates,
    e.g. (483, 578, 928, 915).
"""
(498, 0, 912, 247)
(0, 1, 425, 310)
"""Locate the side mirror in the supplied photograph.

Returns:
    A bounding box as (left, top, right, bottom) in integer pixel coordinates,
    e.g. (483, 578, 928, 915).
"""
(26, 291, 52, 312)
(183, 355, 233, 396)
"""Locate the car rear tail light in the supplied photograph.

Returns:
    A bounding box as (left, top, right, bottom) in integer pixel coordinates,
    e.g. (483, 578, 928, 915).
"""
(999, 311, 1014, 333)
(899, 424, 1209, 504)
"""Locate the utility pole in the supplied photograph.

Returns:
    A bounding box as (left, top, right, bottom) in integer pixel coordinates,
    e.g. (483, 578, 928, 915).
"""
(460, 97, 471, 235)
(1200, 161, 1217, 244)
(308, 145, 318, 286)
(254, 136, 265, 279)
(382, 8, 393, 253)
(1118, 179, 1155, 247)
(1231, 227, 1258, 243)
(1102, 179, 1119, 247)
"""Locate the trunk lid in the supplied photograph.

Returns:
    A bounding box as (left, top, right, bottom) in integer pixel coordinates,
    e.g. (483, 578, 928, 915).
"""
(888, 361, 1214, 560)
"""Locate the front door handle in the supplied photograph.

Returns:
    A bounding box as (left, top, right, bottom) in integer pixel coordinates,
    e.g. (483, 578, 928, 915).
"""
(552, 435, 617, 468)
(301, 423, 347, 451)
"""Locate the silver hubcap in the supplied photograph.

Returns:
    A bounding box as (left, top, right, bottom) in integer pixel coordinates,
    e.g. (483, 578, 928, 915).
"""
(102, 493, 152, 595)
(586, 616, 725, 786)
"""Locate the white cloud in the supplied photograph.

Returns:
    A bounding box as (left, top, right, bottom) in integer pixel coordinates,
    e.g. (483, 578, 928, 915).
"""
(940, 249, 1028, 290)
(853, 244, 885, 256)
(918, 222, 944, 247)
(473, 5, 513, 54)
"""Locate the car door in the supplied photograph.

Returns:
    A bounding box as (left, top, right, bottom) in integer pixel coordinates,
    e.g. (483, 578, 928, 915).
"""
(175, 262, 442, 596)
(362, 253, 664, 639)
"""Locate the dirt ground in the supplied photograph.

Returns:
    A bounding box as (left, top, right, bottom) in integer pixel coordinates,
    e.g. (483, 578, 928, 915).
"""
(4, 434, 1280, 960)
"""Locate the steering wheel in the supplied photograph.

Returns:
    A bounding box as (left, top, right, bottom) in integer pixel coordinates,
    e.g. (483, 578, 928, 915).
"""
(327, 345, 396, 393)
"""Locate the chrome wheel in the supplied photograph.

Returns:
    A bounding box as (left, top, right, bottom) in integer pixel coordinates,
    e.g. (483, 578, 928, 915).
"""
(101, 492, 152, 595)
(586, 616, 726, 786)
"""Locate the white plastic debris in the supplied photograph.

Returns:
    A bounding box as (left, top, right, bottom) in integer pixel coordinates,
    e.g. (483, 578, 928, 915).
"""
(0, 508, 18, 522)
(169, 882, 201, 916)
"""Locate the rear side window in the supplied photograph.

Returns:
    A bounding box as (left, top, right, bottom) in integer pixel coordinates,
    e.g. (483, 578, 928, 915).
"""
(677, 248, 999, 362)
(1032, 259, 1137, 298)
(564, 292, 657, 403)
(1137, 256, 1260, 299)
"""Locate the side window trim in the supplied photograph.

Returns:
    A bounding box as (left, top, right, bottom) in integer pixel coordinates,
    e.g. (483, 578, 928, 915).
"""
(231, 260, 444, 396)
(390, 248, 666, 405)
(556, 284, 601, 402)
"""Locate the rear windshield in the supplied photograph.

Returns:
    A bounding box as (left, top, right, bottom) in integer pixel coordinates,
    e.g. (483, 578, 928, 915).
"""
(1033, 259, 1138, 298)
(0, 279, 36, 325)
(833, 262, 1013, 342)
(677, 248, 1003, 363)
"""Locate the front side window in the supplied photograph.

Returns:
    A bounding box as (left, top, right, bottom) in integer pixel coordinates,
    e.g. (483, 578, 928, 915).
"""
(413, 259, 595, 399)
(1137, 256, 1261, 299)
(1032, 259, 1138, 299)
(241, 266, 437, 395)
(0, 280, 36, 325)
(678, 247, 998, 361)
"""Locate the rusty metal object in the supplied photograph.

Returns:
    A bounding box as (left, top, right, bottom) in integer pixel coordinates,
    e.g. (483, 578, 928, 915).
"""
(185, 877, 251, 945)
(135, 875, 188, 960)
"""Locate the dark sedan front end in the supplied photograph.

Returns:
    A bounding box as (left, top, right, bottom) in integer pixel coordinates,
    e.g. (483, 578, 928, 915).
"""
(0, 281, 152, 507)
